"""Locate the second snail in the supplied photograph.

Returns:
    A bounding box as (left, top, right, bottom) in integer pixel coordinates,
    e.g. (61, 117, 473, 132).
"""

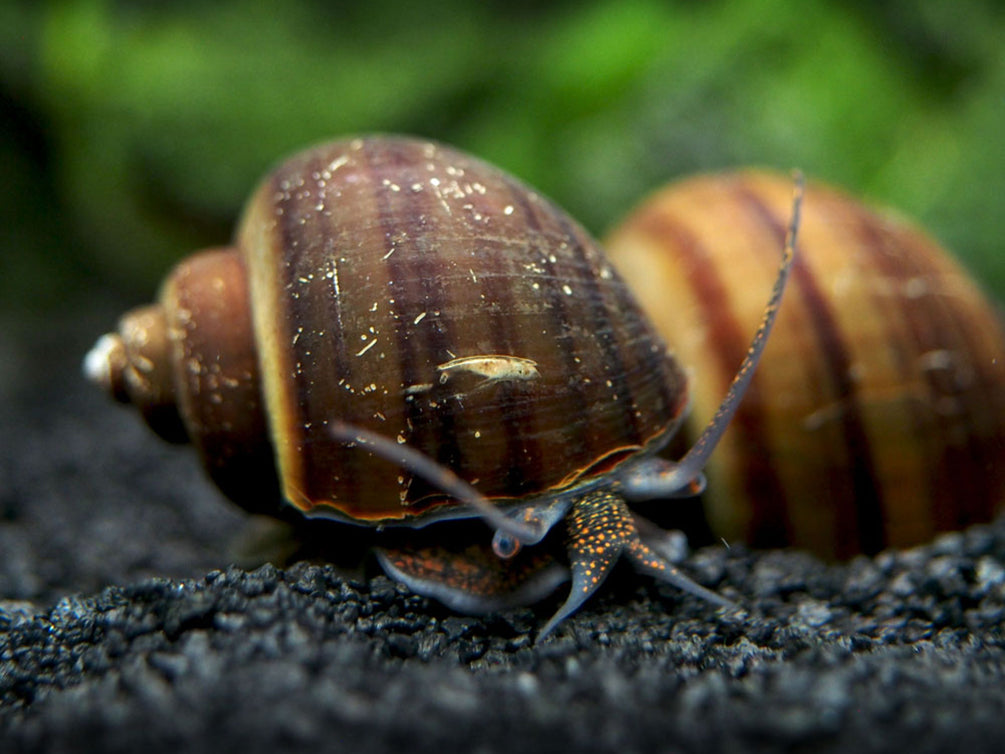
(85, 136, 800, 637)
(604, 171, 1005, 561)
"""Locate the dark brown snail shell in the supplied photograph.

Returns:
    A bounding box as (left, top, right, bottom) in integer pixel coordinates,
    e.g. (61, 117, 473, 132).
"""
(604, 171, 1005, 560)
(87, 136, 686, 523)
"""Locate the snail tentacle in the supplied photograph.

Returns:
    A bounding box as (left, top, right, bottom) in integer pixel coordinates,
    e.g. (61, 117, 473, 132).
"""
(329, 421, 547, 546)
(619, 171, 804, 502)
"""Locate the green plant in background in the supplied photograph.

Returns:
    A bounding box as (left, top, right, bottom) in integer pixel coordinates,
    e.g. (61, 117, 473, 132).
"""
(1, 0, 1002, 313)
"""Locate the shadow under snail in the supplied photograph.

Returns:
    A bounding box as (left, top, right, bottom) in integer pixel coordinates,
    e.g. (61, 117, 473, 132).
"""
(604, 171, 1005, 561)
(84, 136, 801, 638)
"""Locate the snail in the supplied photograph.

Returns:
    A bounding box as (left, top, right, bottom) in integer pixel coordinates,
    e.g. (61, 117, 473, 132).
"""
(84, 137, 801, 637)
(604, 170, 1005, 561)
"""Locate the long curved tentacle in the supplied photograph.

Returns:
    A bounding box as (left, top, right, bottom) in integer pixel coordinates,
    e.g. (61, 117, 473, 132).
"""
(329, 421, 548, 546)
(620, 171, 804, 501)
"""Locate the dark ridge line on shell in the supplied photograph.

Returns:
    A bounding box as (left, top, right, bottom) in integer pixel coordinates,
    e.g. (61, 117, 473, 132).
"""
(852, 201, 998, 531)
(548, 198, 646, 450)
(273, 151, 362, 510)
(838, 196, 946, 537)
(367, 138, 466, 508)
(307, 148, 363, 508)
(737, 181, 888, 557)
(437, 143, 545, 496)
(501, 174, 596, 471)
(900, 222, 1005, 528)
(474, 177, 547, 497)
(598, 218, 688, 448)
(631, 193, 793, 548)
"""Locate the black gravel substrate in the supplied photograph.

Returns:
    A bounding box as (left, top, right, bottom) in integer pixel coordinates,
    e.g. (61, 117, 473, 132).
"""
(2, 299, 1004, 754)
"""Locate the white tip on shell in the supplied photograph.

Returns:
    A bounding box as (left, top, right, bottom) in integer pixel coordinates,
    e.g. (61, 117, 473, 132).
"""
(82, 333, 121, 390)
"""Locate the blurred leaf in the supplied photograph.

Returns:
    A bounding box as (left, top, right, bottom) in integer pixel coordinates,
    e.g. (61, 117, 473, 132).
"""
(0, 0, 1000, 308)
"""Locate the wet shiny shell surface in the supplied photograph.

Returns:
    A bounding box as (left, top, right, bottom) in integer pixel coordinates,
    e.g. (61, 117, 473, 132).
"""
(238, 137, 687, 523)
(606, 171, 1005, 560)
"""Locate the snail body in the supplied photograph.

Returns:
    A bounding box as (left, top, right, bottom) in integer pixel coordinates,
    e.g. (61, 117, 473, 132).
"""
(86, 138, 799, 635)
(605, 171, 1005, 560)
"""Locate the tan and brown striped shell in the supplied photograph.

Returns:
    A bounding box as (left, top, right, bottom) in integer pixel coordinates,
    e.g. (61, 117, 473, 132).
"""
(604, 171, 1005, 560)
(86, 136, 687, 525)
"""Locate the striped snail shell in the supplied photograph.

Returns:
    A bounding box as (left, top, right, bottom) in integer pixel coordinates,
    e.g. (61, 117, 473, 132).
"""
(84, 138, 798, 635)
(85, 135, 686, 520)
(604, 171, 1005, 561)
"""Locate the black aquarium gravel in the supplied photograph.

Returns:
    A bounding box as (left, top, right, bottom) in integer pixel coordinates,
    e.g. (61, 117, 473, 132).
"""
(2, 301, 1004, 754)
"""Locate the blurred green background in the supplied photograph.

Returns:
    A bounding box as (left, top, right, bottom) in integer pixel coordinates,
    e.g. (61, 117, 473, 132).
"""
(2, 0, 1003, 315)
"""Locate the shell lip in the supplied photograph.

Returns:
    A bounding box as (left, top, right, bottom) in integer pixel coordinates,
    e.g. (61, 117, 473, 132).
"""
(294, 496, 525, 529)
(286, 407, 688, 530)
